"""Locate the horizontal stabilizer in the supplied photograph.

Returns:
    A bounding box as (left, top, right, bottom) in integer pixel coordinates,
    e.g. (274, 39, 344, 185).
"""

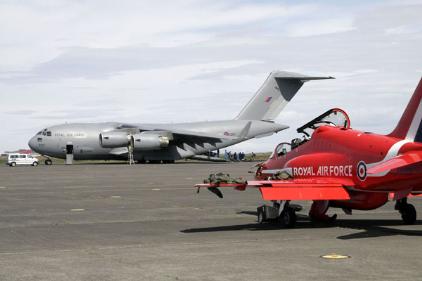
(367, 151, 422, 175)
(238, 121, 252, 139)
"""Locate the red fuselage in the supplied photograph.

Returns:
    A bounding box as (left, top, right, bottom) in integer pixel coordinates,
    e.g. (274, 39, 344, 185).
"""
(258, 126, 422, 210)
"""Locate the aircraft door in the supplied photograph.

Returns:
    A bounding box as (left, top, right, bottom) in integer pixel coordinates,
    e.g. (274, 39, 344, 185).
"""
(66, 143, 73, 165)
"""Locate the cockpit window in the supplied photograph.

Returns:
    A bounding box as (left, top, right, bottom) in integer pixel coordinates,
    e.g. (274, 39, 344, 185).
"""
(40, 128, 49, 136)
(46, 131, 52, 136)
(270, 142, 292, 159)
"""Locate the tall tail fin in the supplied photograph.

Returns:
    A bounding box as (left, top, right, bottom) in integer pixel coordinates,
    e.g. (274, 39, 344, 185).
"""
(389, 78, 422, 141)
(235, 71, 334, 121)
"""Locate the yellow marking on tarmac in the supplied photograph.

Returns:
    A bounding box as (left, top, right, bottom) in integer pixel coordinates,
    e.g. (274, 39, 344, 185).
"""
(70, 209, 85, 212)
(151, 188, 161, 191)
(320, 253, 351, 259)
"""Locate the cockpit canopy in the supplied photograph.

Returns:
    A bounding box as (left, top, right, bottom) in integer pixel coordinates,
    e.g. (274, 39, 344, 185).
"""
(296, 108, 350, 137)
(271, 108, 350, 159)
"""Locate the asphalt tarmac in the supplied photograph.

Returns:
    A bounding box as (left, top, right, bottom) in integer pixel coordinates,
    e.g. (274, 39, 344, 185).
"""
(0, 162, 420, 281)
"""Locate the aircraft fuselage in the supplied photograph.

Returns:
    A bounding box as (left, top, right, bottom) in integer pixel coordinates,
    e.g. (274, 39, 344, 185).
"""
(28, 120, 285, 161)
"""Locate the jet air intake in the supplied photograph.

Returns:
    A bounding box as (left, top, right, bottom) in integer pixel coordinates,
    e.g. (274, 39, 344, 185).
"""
(100, 131, 171, 150)
(132, 132, 170, 150)
(99, 131, 130, 148)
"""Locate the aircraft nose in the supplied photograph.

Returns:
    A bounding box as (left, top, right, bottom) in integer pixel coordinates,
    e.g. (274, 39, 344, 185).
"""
(28, 136, 36, 151)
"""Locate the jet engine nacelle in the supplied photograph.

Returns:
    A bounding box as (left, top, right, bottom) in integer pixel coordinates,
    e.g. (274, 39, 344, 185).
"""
(100, 131, 130, 148)
(132, 131, 171, 150)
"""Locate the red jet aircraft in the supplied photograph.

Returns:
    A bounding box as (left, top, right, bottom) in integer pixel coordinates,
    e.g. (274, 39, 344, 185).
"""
(196, 78, 422, 227)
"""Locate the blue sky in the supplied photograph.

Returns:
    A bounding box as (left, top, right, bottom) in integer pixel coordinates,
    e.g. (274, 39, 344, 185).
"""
(1, 0, 422, 152)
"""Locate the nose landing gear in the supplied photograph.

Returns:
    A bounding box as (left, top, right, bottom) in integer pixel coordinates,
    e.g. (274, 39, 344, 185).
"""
(395, 198, 417, 225)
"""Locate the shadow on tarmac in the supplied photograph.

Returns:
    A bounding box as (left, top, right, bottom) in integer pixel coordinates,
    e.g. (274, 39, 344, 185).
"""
(181, 215, 422, 240)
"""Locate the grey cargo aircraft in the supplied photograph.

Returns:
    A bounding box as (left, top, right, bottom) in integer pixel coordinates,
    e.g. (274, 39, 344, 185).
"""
(28, 71, 332, 164)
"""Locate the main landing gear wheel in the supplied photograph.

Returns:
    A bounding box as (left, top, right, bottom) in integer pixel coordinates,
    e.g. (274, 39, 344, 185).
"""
(401, 204, 416, 225)
(279, 208, 297, 228)
(257, 206, 266, 224)
(309, 200, 337, 224)
(44, 159, 52, 165)
(396, 198, 417, 225)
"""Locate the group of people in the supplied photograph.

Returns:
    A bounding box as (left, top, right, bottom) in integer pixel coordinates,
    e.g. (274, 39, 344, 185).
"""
(223, 150, 251, 162)
(203, 150, 256, 162)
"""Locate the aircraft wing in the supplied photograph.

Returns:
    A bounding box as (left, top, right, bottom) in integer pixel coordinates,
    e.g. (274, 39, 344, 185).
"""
(248, 179, 350, 200)
(121, 122, 253, 141)
(196, 178, 351, 200)
(367, 151, 422, 175)
(160, 127, 239, 140)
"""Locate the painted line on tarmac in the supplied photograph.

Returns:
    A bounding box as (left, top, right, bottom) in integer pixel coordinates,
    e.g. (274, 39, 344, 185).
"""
(70, 208, 85, 212)
(111, 196, 121, 199)
(0, 186, 7, 189)
(320, 253, 351, 259)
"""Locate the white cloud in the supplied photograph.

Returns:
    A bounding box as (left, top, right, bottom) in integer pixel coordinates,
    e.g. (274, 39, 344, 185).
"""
(286, 18, 355, 37)
(0, 1, 312, 71)
(385, 24, 422, 35)
(1, 1, 422, 153)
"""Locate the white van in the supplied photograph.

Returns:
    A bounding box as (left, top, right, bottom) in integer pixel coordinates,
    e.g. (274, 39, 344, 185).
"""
(7, 153, 39, 167)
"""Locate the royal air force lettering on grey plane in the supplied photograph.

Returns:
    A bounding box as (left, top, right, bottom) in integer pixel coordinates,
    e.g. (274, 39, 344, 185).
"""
(292, 165, 354, 177)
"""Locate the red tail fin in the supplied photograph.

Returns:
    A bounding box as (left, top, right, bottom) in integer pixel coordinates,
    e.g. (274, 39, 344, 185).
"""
(389, 78, 422, 141)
